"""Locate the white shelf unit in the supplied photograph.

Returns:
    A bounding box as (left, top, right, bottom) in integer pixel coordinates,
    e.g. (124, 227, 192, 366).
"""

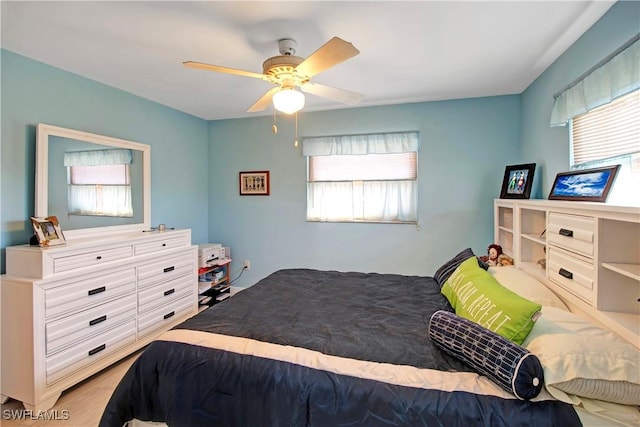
(494, 200, 514, 255)
(493, 199, 640, 348)
(518, 206, 547, 282)
(197, 258, 232, 309)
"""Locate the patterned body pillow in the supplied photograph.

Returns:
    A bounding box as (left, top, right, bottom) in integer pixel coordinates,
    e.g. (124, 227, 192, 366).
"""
(428, 310, 544, 400)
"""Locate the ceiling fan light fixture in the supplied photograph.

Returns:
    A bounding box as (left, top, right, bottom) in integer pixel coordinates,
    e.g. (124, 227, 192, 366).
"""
(273, 88, 305, 114)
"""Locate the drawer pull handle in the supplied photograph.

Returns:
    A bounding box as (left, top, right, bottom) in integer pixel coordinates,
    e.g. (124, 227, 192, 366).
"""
(163, 266, 175, 273)
(162, 243, 167, 247)
(89, 315, 107, 326)
(88, 286, 106, 296)
(88, 344, 106, 356)
(163, 311, 175, 320)
(164, 288, 175, 296)
(96, 256, 103, 260)
(559, 228, 574, 237)
(559, 268, 573, 280)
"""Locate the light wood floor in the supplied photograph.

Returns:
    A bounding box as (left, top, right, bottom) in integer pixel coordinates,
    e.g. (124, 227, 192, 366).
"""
(1, 350, 141, 427)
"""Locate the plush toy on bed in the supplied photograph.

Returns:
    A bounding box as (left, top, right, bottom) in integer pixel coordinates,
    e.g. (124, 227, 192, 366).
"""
(497, 253, 514, 266)
(479, 244, 514, 267)
(480, 244, 502, 266)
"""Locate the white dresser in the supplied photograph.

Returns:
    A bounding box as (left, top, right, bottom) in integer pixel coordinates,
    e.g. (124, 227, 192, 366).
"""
(1, 229, 197, 411)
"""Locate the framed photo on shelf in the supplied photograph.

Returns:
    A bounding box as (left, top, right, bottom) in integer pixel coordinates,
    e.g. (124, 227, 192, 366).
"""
(500, 163, 535, 199)
(30, 215, 66, 246)
(548, 165, 620, 202)
(239, 171, 270, 196)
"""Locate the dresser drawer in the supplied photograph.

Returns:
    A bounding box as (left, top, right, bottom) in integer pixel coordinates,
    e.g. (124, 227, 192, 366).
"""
(46, 294, 137, 355)
(548, 212, 595, 257)
(45, 268, 136, 319)
(137, 295, 195, 338)
(138, 274, 194, 314)
(137, 252, 195, 289)
(53, 245, 133, 274)
(46, 319, 136, 386)
(548, 247, 595, 305)
(134, 235, 189, 255)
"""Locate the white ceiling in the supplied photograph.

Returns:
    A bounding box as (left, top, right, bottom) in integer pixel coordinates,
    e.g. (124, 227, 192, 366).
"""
(1, 1, 614, 121)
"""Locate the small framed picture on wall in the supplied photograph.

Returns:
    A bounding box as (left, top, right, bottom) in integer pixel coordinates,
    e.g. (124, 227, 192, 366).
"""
(239, 171, 270, 196)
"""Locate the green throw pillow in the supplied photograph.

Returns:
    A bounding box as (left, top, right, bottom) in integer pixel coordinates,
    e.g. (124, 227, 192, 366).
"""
(441, 257, 541, 344)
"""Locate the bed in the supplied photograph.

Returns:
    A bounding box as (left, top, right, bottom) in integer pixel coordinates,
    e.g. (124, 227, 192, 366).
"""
(99, 255, 640, 427)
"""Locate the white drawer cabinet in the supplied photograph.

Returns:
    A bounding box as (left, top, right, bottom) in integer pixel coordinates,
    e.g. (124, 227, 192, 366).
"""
(52, 245, 134, 274)
(547, 212, 595, 257)
(134, 234, 189, 255)
(138, 294, 194, 338)
(45, 294, 137, 355)
(137, 252, 195, 289)
(138, 273, 194, 314)
(494, 199, 640, 348)
(44, 267, 136, 318)
(1, 229, 197, 411)
(5, 241, 134, 279)
(45, 320, 137, 386)
(547, 246, 595, 304)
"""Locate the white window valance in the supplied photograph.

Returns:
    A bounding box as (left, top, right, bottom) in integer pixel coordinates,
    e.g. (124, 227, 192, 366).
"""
(64, 149, 133, 166)
(302, 131, 419, 156)
(550, 34, 640, 127)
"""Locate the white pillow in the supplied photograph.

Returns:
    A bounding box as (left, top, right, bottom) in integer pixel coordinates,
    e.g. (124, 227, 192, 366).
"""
(488, 266, 569, 311)
(524, 306, 640, 406)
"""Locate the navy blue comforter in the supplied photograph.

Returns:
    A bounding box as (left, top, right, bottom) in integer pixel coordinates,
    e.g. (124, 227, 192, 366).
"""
(99, 269, 580, 427)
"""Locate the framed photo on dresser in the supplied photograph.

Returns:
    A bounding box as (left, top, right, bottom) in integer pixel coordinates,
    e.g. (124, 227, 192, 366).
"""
(548, 165, 620, 202)
(30, 215, 66, 246)
(500, 163, 535, 199)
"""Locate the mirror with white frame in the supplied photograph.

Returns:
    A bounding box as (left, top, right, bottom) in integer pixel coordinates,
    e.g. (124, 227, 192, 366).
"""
(35, 123, 151, 239)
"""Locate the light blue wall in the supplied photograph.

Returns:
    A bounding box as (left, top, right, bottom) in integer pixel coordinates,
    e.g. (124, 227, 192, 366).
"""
(2, 1, 632, 282)
(0, 50, 209, 272)
(208, 97, 521, 286)
(521, 0, 640, 194)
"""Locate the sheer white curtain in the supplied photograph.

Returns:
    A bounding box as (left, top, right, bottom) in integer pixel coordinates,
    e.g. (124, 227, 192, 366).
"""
(64, 149, 133, 217)
(362, 181, 417, 222)
(550, 35, 639, 126)
(67, 185, 133, 216)
(304, 132, 419, 223)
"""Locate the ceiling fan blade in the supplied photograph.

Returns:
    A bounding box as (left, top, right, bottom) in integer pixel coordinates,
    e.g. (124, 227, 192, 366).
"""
(301, 82, 364, 105)
(295, 37, 360, 78)
(247, 87, 280, 112)
(182, 61, 266, 80)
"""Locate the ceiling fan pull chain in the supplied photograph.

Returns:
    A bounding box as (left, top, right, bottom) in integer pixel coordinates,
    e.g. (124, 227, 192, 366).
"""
(272, 108, 278, 134)
(294, 112, 299, 148)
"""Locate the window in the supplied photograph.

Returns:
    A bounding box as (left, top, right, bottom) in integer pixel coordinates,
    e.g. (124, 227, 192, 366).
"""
(65, 149, 134, 217)
(304, 132, 418, 223)
(570, 90, 639, 205)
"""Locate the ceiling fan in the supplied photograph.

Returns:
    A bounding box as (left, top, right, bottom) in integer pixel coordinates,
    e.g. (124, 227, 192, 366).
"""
(183, 37, 364, 114)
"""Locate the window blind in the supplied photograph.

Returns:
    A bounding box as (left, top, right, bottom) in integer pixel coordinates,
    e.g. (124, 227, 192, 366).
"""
(572, 89, 640, 166)
(309, 152, 417, 181)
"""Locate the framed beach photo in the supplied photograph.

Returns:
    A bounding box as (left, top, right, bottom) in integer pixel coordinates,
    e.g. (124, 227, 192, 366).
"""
(30, 215, 66, 246)
(548, 165, 620, 202)
(500, 163, 535, 199)
(239, 171, 270, 196)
